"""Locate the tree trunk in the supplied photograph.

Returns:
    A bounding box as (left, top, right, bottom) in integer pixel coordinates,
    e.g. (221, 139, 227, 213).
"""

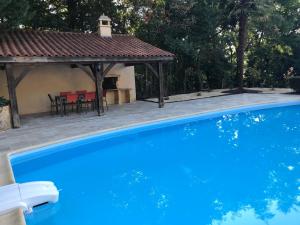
(67, 0, 78, 30)
(236, 0, 249, 91)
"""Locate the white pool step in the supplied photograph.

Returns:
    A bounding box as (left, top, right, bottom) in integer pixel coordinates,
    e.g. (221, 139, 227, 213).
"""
(0, 181, 59, 216)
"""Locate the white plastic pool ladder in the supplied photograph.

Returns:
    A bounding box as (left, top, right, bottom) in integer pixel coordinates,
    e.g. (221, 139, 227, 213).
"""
(0, 181, 59, 216)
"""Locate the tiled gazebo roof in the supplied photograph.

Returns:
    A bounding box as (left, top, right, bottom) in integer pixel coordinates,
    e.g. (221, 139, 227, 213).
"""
(0, 30, 174, 62)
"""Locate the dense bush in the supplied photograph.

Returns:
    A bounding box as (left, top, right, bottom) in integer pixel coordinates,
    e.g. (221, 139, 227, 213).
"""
(289, 77, 300, 93)
(0, 97, 9, 107)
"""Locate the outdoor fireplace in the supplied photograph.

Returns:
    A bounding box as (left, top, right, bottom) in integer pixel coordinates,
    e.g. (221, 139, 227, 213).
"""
(103, 76, 118, 89)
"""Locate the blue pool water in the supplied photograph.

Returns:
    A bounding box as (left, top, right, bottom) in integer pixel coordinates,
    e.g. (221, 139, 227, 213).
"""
(11, 103, 300, 225)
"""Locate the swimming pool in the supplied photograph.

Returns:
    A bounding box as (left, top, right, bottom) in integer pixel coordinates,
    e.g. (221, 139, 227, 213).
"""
(11, 102, 300, 225)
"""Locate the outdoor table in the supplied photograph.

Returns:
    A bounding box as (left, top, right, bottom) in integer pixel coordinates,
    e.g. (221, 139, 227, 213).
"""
(53, 92, 101, 116)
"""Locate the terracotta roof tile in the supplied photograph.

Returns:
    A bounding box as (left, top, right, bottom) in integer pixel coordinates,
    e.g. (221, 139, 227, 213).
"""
(0, 30, 174, 60)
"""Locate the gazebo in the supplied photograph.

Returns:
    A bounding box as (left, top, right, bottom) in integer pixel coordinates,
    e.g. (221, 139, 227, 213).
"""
(0, 16, 174, 128)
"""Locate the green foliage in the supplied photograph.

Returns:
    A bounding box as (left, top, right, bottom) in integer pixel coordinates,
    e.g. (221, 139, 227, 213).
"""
(23, 0, 124, 32)
(133, 0, 299, 95)
(0, 0, 30, 29)
(244, 0, 300, 88)
(0, 0, 299, 96)
(289, 77, 300, 92)
(135, 0, 235, 94)
(0, 97, 9, 107)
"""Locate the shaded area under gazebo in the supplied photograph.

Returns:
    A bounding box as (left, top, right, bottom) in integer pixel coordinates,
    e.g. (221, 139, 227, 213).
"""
(0, 30, 174, 128)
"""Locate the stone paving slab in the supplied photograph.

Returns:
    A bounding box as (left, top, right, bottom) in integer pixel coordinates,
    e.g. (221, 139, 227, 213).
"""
(1, 92, 300, 225)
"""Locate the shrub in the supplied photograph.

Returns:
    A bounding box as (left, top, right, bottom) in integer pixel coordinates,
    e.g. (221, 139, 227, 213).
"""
(289, 77, 300, 93)
(0, 97, 9, 107)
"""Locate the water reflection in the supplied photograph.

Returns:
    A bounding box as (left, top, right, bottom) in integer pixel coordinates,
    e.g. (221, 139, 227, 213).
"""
(177, 107, 300, 224)
(109, 169, 170, 212)
(210, 201, 300, 225)
(16, 105, 300, 225)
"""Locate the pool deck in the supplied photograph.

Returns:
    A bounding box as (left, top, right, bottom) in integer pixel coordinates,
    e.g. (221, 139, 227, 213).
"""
(1, 92, 300, 225)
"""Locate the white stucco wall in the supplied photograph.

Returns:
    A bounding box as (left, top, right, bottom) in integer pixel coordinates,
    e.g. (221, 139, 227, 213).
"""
(0, 63, 136, 115)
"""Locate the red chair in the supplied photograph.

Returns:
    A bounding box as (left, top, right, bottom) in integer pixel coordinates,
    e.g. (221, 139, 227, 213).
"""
(76, 90, 87, 108)
(76, 90, 87, 95)
(65, 94, 79, 113)
(66, 94, 78, 103)
(84, 92, 96, 111)
(88, 91, 108, 111)
(60, 91, 72, 96)
(85, 92, 96, 101)
(81, 92, 108, 112)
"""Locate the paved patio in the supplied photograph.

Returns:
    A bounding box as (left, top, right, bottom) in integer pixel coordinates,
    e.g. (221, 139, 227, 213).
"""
(1, 92, 300, 154)
(146, 88, 294, 102)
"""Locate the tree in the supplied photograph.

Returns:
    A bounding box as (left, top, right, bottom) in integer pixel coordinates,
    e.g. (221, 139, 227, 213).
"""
(236, 0, 250, 90)
(24, 0, 124, 33)
(244, 0, 300, 87)
(0, 0, 30, 30)
(0, 0, 299, 95)
(135, 0, 234, 95)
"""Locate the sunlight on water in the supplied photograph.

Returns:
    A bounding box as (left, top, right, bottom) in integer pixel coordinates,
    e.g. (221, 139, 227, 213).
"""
(211, 201, 300, 225)
(12, 104, 300, 225)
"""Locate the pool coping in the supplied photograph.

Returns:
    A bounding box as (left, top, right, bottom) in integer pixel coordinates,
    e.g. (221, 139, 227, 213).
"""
(1, 99, 300, 225)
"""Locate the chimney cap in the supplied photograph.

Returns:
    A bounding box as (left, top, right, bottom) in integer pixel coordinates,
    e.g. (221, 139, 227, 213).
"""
(98, 14, 112, 37)
(99, 14, 111, 22)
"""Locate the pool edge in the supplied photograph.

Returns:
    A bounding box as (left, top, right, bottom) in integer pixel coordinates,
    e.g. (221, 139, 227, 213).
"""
(0, 155, 26, 225)
(8, 99, 300, 161)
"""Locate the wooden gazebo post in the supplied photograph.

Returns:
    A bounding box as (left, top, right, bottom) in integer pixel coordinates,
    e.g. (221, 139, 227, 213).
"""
(5, 64, 21, 128)
(144, 62, 165, 108)
(93, 62, 117, 115)
(94, 63, 104, 116)
(158, 62, 165, 108)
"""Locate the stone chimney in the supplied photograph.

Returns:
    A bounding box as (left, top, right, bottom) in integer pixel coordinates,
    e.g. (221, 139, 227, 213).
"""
(98, 14, 112, 37)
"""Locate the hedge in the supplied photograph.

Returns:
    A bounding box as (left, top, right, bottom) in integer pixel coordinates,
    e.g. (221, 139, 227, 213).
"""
(289, 76, 300, 93)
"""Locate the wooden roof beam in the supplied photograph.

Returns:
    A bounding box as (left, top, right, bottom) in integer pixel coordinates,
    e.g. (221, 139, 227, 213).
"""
(0, 56, 174, 64)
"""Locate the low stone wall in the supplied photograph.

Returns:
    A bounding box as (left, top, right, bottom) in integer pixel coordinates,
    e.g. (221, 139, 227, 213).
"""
(0, 106, 11, 131)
